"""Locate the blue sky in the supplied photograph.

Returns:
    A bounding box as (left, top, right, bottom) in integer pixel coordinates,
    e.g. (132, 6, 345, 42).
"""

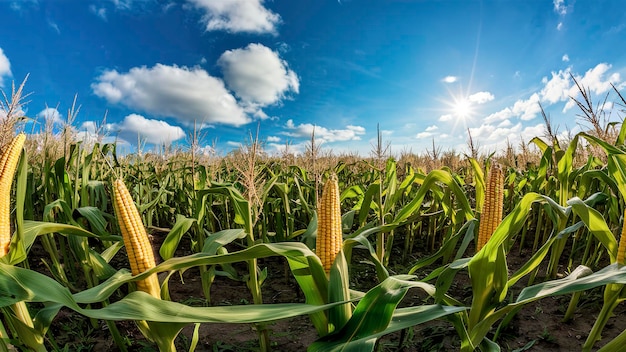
(1, 0, 625, 156)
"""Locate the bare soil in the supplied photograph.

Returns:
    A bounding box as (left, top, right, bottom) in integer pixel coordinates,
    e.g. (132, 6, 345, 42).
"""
(31, 233, 626, 351)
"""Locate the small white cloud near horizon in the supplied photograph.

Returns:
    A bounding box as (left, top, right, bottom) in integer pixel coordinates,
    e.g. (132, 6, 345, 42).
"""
(468, 91, 495, 104)
(425, 125, 438, 132)
(106, 113, 186, 145)
(0, 48, 12, 87)
(92, 63, 250, 127)
(562, 54, 569, 62)
(36, 107, 63, 125)
(442, 76, 458, 83)
(267, 135, 280, 142)
(187, 0, 281, 35)
(416, 131, 435, 139)
(283, 119, 365, 143)
(439, 114, 453, 122)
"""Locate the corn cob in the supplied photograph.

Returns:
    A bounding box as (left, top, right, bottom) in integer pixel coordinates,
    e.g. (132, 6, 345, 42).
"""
(113, 179, 161, 298)
(476, 163, 504, 251)
(316, 173, 342, 273)
(617, 208, 626, 265)
(0, 133, 26, 257)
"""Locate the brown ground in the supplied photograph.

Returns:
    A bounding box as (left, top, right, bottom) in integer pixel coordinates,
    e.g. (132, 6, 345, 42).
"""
(30, 233, 626, 351)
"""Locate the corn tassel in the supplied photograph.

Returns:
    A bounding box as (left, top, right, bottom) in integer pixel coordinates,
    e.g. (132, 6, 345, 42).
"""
(113, 179, 161, 298)
(476, 163, 504, 251)
(316, 173, 342, 273)
(0, 133, 25, 258)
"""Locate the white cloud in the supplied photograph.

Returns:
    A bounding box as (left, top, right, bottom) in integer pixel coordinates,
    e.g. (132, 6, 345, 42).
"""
(484, 108, 513, 123)
(468, 91, 495, 104)
(217, 43, 299, 106)
(283, 119, 365, 143)
(107, 113, 186, 145)
(442, 76, 457, 83)
(557, 22, 563, 31)
(47, 19, 60, 34)
(540, 69, 571, 104)
(469, 122, 546, 153)
(108, 0, 133, 10)
(36, 107, 63, 125)
(0, 48, 12, 87)
(90, 5, 107, 20)
(187, 0, 281, 35)
(92, 63, 250, 126)
(564, 63, 622, 111)
(439, 114, 453, 122)
(512, 93, 541, 120)
(9, 0, 38, 11)
(562, 54, 569, 62)
(425, 125, 438, 132)
(416, 131, 435, 139)
(80, 121, 98, 134)
(483, 93, 540, 123)
(554, 0, 567, 15)
(267, 135, 280, 142)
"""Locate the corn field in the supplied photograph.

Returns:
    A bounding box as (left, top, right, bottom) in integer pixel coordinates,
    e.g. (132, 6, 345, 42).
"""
(1, 82, 626, 351)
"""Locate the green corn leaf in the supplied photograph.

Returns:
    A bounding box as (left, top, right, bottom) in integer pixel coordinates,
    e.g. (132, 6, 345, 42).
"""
(159, 215, 197, 260)
(308, 276, 456, 352)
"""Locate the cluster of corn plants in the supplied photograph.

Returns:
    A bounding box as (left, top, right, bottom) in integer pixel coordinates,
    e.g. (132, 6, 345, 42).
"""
(1, 80, 626, 351)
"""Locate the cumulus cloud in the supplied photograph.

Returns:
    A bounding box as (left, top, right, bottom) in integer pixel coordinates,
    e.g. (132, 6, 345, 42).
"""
(439, 114, 453, 122)
(267, 135, 280, 142)
(512, 93, 542, 120)
(564, 63, 622, 111)
(562, 54, 569, 62)
(218, 43, 299, 106)
(37, 107, 63, 125)
(107, 113, 186, 145)
(92, 63, 250, 126)
(187, 0, 281, 35)
(0, 48, 11, 87)
(425, 125, 438, 132)
(540, 69, 571, 104)
(283, 119, 365, 143)
(416, 131, 435, 139)
(442, 76, 458, 83)
(468, 122, 546, 153)
(468, 91, 495, 104)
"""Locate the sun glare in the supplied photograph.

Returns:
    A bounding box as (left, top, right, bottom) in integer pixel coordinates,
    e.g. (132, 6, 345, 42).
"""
(453, 98, 473, 119)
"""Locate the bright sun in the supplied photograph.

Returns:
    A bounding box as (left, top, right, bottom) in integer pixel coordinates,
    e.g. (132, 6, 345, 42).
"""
(453, 98, 473, 119)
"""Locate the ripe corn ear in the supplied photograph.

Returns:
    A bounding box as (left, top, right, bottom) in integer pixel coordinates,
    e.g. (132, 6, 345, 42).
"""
(316, 173, 342, 273)
(0, 133, 26, 257)
(476, 163, 504, 251)
(113, 179, 161, 298)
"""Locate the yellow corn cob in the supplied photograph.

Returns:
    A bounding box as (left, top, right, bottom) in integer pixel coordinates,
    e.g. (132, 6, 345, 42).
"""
(113, 179, 161, 298)
(316, 173, 342, 273)
(617, 208, 626, 265)
(476, 163, 504, 251)
(0, 133, 26, 258)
